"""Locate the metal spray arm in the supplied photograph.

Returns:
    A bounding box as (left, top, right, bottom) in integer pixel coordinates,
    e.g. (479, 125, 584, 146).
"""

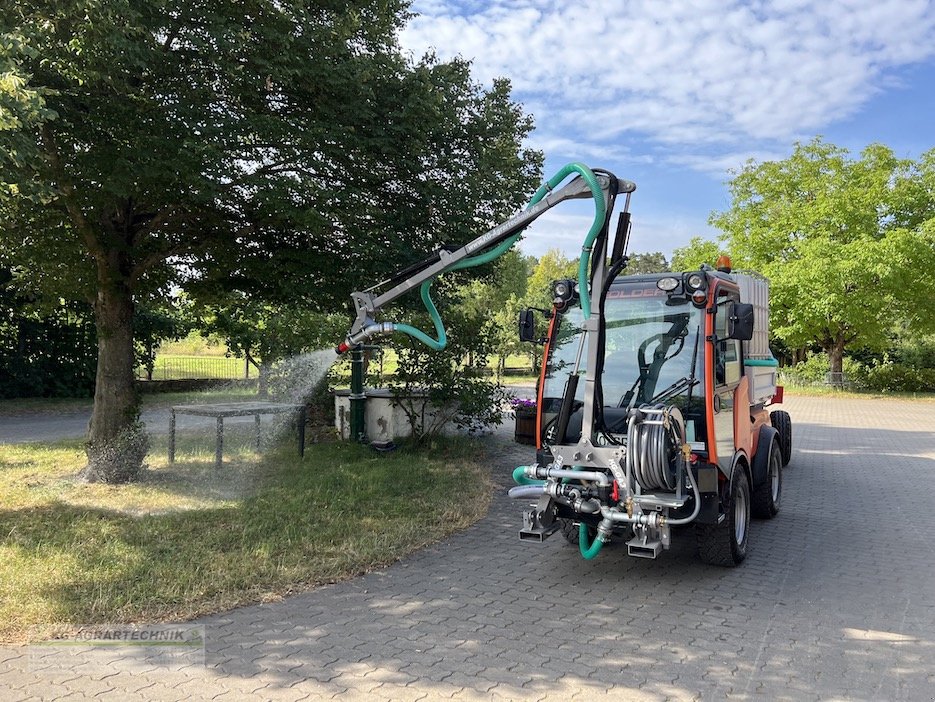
(337, 169, 635, 354)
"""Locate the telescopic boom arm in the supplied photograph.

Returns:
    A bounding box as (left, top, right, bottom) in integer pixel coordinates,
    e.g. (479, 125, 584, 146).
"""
(336, 165, 636, 354)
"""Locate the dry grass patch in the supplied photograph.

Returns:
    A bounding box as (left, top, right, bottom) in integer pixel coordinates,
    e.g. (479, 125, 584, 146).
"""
(0, 433, 493, 642)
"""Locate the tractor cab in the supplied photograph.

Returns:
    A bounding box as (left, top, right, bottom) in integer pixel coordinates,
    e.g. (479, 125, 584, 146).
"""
(534, 268, 762, 475)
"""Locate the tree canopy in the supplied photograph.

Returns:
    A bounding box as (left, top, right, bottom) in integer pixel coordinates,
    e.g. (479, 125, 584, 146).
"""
(0, 0, 541, 480)
(624, 251, 670, 274)
(671, 237, 724, 272)
(711, 138, 935, 375)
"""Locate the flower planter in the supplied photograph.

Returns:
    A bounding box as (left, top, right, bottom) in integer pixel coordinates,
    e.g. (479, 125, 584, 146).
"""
(514, 409, 537, 445)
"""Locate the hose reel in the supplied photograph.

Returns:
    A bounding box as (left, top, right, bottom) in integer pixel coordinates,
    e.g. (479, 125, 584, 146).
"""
(626, 404, 686, 491)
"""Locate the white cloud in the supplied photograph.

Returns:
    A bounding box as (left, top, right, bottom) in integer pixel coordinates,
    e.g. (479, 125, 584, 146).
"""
(400, 0, 935, 158)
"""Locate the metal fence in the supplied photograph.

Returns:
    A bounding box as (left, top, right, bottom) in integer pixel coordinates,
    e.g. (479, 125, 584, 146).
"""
(136, 356, 249, 381)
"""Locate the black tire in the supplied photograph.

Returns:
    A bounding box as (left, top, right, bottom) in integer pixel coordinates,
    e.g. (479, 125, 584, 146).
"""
(752, 437, 782, 519)
(770, 410, 792, 466)
(696, 466, 750, 566)
(559, 518, 596, 546)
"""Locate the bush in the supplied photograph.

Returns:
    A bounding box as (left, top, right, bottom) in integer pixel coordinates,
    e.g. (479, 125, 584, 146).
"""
(387, 302, 506, 441)
(860, 363, 935, 393)
(0, 299, 97, 399)
(782, 352, 865, 386)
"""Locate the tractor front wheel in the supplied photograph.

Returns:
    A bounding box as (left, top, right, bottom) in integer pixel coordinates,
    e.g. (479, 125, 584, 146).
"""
(696, 466, 750, 566)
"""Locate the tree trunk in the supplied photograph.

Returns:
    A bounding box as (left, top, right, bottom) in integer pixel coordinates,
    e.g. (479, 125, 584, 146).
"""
(827, 335, 846, 388)
(80, 277, 148, 483)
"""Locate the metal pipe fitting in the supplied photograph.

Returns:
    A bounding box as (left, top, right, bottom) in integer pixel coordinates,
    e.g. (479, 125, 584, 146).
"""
(599, 506, 664, 528)
(528, 465, 611, 486)
(337, 322, 396, 354)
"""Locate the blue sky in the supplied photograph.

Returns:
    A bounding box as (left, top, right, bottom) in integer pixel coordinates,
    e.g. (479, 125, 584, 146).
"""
(399, 0, 935, 261)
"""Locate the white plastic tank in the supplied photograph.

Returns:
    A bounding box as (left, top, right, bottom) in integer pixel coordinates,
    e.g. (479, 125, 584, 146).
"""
(732, 271, 778, 404)
(732, 271, 771, 360)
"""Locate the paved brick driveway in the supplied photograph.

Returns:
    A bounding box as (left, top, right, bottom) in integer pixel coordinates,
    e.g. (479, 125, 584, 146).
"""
(2, 395, 934, 700)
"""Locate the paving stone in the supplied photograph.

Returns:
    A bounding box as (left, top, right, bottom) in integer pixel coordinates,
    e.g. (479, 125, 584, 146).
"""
(5, 397, 935, 700)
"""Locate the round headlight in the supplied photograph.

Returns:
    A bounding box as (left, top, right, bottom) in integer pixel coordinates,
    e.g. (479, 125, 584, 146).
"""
(686, 273, 705, 290)
(656, 277, 679, 292)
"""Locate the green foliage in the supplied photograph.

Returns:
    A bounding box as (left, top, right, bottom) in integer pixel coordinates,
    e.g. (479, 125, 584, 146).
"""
(624, 251, 670, 274)
(783, 352, 862, 384)
(671, 236, 724, 272)
(783, 350, 935, 393)
(859, 364, 935, 393)
(134, 299, 193, 381)
(524, 248, 578, 309)
(711, 138, 935, 373)
(0, 0, 540, 475)
(894, 334, 935, 369)
(387, 283, 507, 440)
(0, 274, 97, 398)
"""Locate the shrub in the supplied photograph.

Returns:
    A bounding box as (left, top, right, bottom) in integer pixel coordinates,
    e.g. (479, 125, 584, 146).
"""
(781, 352, 868, 388)
(861, 363, 935, 393)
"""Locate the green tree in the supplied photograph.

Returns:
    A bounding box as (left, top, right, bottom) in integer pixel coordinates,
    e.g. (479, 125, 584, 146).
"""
(624, 251, 670, 274)
(524, 249, 578, 309)
(0, 1, 539, 481)
(201, 298, 344, 397)
(671, 237, 724, 272)
(518, 249, 578, 373)
(134, 298, 192, 382)
(711, 139, 935, 379)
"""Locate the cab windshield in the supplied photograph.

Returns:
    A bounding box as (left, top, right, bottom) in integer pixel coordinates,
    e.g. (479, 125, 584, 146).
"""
(540, 281, 705, 441)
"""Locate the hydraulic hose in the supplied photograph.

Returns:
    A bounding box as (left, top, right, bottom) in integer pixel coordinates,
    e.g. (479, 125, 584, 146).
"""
(392, 163, 606, 350)
(579, 519, 611, 560)
(508, 484, 546, 499)
(527, 163, 606, 318)
(394, 280, 447, 350)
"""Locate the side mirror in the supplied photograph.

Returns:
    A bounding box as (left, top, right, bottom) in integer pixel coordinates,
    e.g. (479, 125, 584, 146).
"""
(728, 302, 755, 341)
(518, 309, 537, 343)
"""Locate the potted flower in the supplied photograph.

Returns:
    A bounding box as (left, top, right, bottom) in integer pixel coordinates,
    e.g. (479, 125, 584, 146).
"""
(510, 397, 537, 445)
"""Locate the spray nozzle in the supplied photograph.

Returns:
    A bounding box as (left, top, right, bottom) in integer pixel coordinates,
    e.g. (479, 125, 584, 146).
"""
(336, 322, 396, 354)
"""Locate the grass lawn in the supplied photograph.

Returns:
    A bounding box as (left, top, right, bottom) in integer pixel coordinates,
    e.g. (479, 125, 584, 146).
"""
(0, 431, 492, 643)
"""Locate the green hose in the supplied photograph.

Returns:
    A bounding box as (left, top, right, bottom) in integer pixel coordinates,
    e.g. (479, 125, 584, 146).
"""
(527, 162, 606, 318)
(393, 162, 606, 350)
(394, 279, 448, 350)
(579, 522, 604, 559)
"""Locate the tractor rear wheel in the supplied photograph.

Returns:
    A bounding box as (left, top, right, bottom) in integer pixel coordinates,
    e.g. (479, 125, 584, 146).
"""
(752, 437, 782, 519)
(770, 410, 792, 466)
(696, 466, 750, 566)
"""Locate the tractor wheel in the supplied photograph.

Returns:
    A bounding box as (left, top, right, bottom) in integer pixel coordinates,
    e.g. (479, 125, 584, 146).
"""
(752, 437, 782, 519)
(770, 410, 792, 466)
(696, 466, 750, 566)
(559, 518, 596, 546)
